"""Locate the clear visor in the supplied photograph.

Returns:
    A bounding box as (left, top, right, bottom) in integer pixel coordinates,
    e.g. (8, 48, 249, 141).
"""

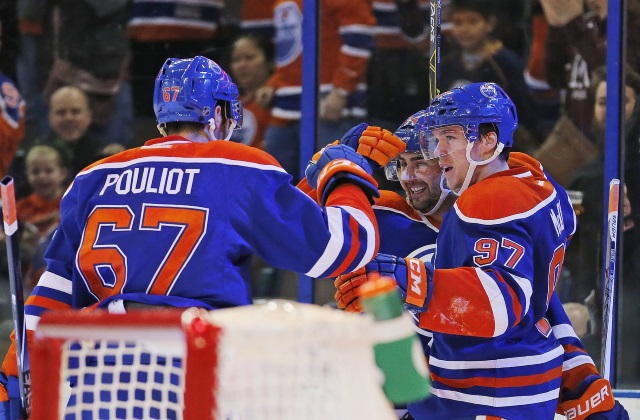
(418, 127, 441, 161)
(385, 151, 442, 182)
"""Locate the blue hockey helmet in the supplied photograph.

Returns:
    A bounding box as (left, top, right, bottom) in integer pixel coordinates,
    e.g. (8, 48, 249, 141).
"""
(385, 110, 439, 181)
(421, 82, 517, 147)
(153, 56, 243, 128)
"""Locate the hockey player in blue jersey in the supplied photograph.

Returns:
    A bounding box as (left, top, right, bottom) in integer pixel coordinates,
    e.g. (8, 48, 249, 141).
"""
(0, 56, 389, 418)
(332, 84, 629, 419)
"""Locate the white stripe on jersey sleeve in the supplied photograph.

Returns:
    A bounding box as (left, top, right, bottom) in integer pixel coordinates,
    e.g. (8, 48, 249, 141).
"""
(39, 271, 73, 294)
(510, 273, 533, 314)
(563, 354, 596, 371)
(306, 207, 345, 278)
(552, 323, 579, 340)
(340, 205, 376, 270)
(25, 314, 41, 332)
(475, 268, 509, 337)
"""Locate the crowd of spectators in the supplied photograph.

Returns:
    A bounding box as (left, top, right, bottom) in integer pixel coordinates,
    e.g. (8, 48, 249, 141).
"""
(0, 0, 639, 384)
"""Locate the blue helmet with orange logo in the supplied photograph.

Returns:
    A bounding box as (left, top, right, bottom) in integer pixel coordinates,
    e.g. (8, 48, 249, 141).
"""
(153, 56, 243, 128)
(421, 82, 517, 147)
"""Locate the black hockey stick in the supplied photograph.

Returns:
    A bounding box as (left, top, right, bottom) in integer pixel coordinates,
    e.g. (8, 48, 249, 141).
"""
(428, 0, 441, 102)
(1, 176, 31, 417)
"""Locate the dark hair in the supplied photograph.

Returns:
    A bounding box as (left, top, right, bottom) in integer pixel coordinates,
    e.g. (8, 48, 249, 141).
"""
(479, 122, 510, 160)
(450, 0, 496, 19)
(163, 121, 208, 135)
(233, 33, 275, 64)
(590, 65, 640, 99)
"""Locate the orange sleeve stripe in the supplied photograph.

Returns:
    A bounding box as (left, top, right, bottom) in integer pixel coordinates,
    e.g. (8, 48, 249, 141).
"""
(492, 270, 523, 326)
(561, 363, 600, 393)
(27, 296, 73, 312)
(562, 344, 589, 355)
(327, 215, 361, 277)
(432, 365, 562, 389)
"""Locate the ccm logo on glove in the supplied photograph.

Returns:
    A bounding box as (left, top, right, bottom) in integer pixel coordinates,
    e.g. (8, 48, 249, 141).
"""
(405, 258, 427, 307)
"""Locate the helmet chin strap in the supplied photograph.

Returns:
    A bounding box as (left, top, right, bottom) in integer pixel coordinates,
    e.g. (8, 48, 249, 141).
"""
(423, 180, 453, 216)
(207, 118, 236, 141)
(157, 124, 167, 137)
(456, 141, 504, 195)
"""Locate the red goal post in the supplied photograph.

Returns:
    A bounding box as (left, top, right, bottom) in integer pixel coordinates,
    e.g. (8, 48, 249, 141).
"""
(31, 301, 396, 419)
(31, 308, 217, 419)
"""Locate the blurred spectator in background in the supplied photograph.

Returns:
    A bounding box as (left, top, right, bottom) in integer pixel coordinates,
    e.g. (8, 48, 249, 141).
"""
(17, 0, 132, 146)
(43, 86, 103, 177)
(0, 19, 26, 179)
(562, 301, 591, 339)
(524, 1, 561, 140)
(14, 0, 53, 139)
(437, 0, 541, 153)
(15, 144, 67, 250)
(560, 67, 640, 370)
(535, 0, 640, 187)
(256, 0, 376, 183)
(229, 34, 274, 150)
(128, 0, 225, 122)
(239, 0, 276, 40)
(366, 0, 430, 130)
(9, 85, 124, 199)
(540, 0, 640, 139)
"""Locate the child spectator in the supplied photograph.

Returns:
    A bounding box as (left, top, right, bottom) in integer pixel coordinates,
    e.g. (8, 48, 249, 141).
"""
(437, 0, 541, 152)
(229, 34, 274, 150)
(16, 144, 68, 293)
(16, 144, 68, 243)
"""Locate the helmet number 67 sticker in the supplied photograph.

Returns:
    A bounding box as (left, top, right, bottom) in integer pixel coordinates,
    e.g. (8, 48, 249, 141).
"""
(163, 86, 181, 102)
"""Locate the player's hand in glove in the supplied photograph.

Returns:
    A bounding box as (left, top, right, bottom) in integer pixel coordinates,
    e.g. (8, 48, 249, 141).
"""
(305, 144, 379, 205)
(335, 254, 433, 313)
(339, 123, 407, 168)
(0, 373, 22, 420)
(334, 269, 369, 312)
(559, 375, 630, 420)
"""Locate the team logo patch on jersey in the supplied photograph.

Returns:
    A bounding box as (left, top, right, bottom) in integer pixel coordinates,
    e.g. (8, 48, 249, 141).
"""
(480, 83, 498, 99)
(274, 2, 303, 67)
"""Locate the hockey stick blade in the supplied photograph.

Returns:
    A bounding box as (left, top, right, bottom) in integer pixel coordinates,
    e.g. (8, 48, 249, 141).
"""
(1, 176, 31, 417)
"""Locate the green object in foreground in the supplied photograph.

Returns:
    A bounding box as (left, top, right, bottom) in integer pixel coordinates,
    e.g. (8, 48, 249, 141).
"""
(360, 279, 431, 404)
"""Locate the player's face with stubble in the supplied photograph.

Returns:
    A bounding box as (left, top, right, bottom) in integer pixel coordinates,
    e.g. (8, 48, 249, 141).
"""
(398, 152, 443, 213)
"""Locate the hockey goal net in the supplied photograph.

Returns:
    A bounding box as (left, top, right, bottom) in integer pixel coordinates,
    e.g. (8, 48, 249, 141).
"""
(31, 300, 395, 420)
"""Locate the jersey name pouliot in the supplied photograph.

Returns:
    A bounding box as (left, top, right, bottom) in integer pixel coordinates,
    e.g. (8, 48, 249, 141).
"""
(99, 167, 201, 196)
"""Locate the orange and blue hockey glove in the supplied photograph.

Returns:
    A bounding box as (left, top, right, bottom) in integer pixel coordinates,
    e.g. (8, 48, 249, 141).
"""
(305, 144, 379, 205)
(339, 123, 407, 168)
(335, 254, 433, 314)
(560, 375, 629, 420)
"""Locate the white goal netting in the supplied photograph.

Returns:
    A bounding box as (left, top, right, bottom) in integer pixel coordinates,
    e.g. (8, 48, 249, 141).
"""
(32, 300, 395, 420)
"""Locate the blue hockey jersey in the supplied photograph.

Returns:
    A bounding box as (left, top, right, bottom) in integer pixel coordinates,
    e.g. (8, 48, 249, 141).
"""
(372, 155, 599, 419)
(21, 136, 379, 338)
(409, 153, 577, 419)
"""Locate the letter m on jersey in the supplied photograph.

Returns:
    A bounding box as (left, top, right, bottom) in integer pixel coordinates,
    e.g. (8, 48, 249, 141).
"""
(550, 201, 564, 237)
